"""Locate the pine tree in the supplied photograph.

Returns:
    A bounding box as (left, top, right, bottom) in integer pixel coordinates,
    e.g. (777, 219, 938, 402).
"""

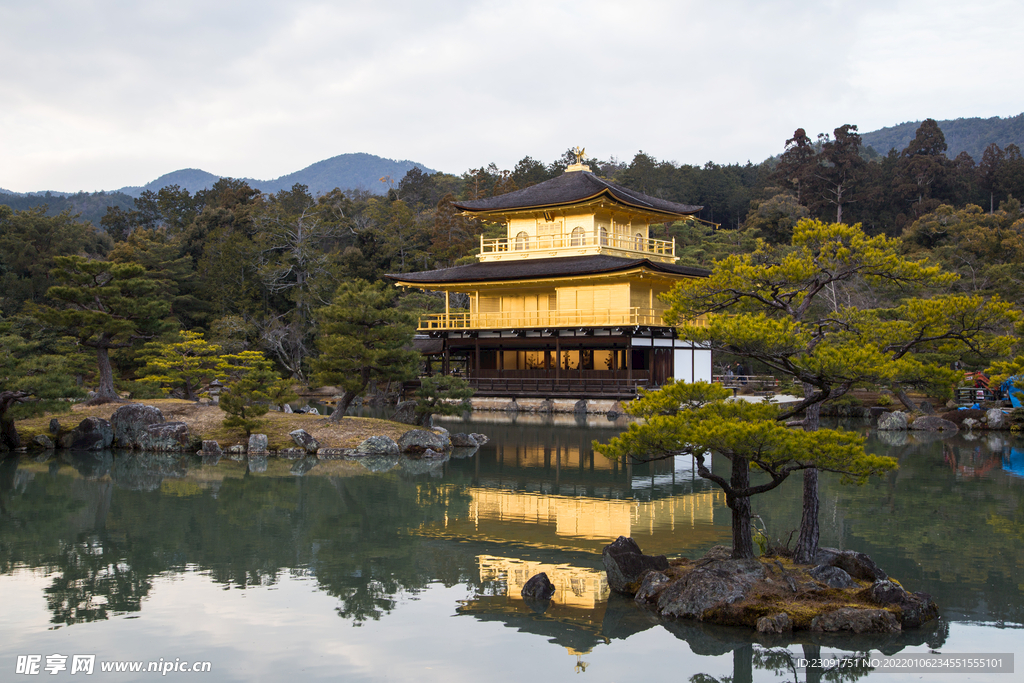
(136, 331, 224, 400)
(217, 351, 294, 437)
(0, 315, 84, 449)
(34, 256, 170, 402)
(312, 280, 421, 421)
(414, 375, 474, 427)
(663, 219, 1018, 562)
(595, 381, 895, 559)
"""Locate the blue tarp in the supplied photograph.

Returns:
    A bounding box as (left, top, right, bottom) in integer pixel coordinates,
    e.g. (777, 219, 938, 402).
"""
(1001, 376, 1023, 408)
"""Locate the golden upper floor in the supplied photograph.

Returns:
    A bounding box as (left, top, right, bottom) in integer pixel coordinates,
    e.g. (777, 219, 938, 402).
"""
(388, 164, 708, 330)
(454, 165, 701, 264)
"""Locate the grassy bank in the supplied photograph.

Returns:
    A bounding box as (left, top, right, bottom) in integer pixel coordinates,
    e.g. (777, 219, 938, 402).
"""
(17, 399, 416, 451)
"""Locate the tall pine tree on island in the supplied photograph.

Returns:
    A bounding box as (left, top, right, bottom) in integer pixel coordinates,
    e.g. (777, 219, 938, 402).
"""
(663, 219, 1018, 562)
(594, 381, 896, 559)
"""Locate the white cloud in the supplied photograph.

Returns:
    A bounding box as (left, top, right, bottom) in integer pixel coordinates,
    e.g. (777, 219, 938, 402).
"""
(1, 0, 1021, 192)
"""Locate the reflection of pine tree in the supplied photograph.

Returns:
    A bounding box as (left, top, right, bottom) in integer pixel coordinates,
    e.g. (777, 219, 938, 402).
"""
(45, 540, 153, 626)
(750, 645, 873, 683)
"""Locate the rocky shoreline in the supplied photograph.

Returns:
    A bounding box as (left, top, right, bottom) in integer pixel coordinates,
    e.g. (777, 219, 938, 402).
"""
(601, 537, 938, 635)
(19, 402, 486, 462)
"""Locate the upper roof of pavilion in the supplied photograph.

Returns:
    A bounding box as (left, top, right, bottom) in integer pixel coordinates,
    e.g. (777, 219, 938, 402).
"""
(389, 254, 709, 289)
(453, 165, 702, 220)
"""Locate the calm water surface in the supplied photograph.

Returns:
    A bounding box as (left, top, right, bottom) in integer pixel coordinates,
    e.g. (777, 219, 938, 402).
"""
(1, 413, 1022, 682)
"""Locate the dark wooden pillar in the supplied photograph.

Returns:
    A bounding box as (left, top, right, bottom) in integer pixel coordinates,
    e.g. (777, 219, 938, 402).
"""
(555, 335, 560, 384)
(627, 340, 633, 386)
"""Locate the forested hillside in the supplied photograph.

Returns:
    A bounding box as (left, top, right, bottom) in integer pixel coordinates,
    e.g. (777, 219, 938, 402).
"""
(0, 191, 136, 226)
(861, 113, 1024, 161)
(2, 118, 1023, 402)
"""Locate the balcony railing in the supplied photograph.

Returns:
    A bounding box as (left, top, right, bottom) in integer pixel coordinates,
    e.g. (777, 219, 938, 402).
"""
(480, 233, 675, 257)
(419, 308, 692, 331)
(468, 376, 651, 398)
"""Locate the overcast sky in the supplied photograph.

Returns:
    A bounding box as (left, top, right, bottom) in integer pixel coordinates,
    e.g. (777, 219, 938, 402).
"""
(2, 0, 1022, 193)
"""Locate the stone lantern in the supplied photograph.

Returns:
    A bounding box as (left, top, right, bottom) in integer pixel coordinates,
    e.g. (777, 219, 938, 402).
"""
(208, 379, 224, 405)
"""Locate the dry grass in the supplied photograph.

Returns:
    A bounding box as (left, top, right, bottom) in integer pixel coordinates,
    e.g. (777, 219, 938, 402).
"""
(17, 399, 416, 450)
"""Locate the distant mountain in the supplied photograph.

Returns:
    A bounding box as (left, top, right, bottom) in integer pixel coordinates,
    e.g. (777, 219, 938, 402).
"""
(861, 113, 1024, 161)
(1, 153, 436, 224)
(246, 152, 435, 196)
(118, 168, 222, 198)
(116, 153, 435, 198)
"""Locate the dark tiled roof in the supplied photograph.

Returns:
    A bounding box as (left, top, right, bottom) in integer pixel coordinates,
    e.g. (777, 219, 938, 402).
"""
(387, 255, 709, 285)
(452, 171, 702, 218)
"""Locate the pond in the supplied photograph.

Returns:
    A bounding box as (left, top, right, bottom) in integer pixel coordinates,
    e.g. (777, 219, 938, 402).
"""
(1, 412, 1022, 682)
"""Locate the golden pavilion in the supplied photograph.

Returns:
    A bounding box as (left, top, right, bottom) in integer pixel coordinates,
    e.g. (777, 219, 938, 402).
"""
(388, 157, 713, 398)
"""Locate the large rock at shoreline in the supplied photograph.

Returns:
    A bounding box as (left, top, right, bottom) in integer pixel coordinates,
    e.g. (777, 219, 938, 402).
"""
(450, 432, 488, 447)
(634, 570, 672, 604)
(909, 415, 958, 432)
(656, 557, 766, 620)
(986, 409, 1009, 430)
(877, 411, 908, 431)
(397, 429, 451, 454)
(810, 608, 900, 634)
(317, 448, 352, 460)
(810, 564, 856, 589)
(248, 433, 269, 455)
(61, 417, 114, 450)
(757, 613, 793, 634)
(198, 440, 222, 456)
(866, 579, 938, 628)
(351, 435, 400, 457)
(602, 536, 670, 596)
(111, 404, 165, 448)
(289, 429, 320, 454)
(813, 547, 888, 582)
(138, 422, 193, 452)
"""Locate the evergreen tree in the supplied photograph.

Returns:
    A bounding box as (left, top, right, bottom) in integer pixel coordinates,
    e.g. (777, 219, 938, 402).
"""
(663, 219, 1017, 562)
(136, 330, 224, 400)
(34, 256, 170, 403)
(0, 314, 84, 449)
(414, 375, 473, 427)
(217, 350, 294, 437)
(595, 381, 895, 559)
(312, 280, 421, 421)
(0, 206, 111, 314)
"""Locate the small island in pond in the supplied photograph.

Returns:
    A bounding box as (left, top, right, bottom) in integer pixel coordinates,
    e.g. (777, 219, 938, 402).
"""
(603, 537, 938, 635)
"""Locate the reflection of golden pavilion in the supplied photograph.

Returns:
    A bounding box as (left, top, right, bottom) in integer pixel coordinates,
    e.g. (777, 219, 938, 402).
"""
(417, 485, 728, 556)
(477, 556, 608, 609)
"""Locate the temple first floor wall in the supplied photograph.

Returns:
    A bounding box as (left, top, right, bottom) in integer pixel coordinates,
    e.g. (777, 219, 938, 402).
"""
(420, 329, 712, 393)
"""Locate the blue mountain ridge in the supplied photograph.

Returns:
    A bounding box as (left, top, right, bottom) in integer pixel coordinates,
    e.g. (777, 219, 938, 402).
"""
(116, 153, 435, 198)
